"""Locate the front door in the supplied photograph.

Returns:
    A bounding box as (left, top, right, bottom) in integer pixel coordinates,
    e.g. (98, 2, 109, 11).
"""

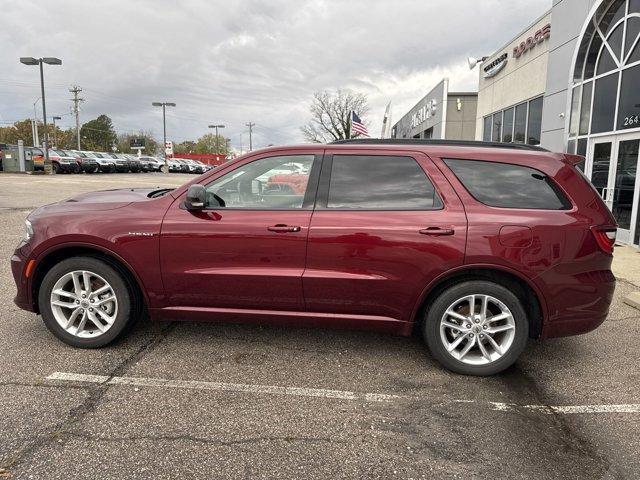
(588, 134, 640, 244)
(160, 151, 321, 312)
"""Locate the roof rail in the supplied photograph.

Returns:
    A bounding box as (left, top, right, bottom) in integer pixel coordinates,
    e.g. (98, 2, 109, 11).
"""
(330, 138, 549, 152)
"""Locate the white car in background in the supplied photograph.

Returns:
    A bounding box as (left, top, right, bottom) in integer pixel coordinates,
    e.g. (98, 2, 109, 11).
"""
(138, 156, 164, 172)
(82, 151, 115, 172)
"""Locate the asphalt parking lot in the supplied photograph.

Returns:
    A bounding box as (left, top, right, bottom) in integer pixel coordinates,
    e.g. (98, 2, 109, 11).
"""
(1, 173, 639, 479)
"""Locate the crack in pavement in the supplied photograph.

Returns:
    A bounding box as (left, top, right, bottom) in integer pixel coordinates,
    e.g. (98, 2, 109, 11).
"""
(0, 321, 177, 472)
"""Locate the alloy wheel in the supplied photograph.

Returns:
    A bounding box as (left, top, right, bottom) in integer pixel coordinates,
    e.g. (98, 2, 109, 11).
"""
(49, 270, 118, 338)
(439, 294, 516, 365)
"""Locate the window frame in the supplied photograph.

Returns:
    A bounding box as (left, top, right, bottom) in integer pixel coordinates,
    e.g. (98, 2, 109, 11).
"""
(314, 153, 444, 211)
(193, 153, 323, 211)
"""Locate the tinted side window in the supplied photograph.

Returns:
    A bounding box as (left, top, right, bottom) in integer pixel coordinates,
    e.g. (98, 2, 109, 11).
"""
(327, 155, 442, 210)
(444, 159, 571, 210)
(205, 155, 315, 209)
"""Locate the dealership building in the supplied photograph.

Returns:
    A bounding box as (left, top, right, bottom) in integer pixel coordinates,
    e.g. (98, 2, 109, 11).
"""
(391, 79, 477, 141)
(472, 0, 640, 245)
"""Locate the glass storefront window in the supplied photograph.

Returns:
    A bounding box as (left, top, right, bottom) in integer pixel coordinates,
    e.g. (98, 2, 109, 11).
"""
(591, 73, 618, 133)
(483, 116, 491, 141)
(576, 139, 588, 172)
(626, 17, 640, 56)
(492, 112, 502, 143)
(579, 82, 593, 135)
(584, 34, 603, 79)
(502, 108, 514, 142)
(569, 87, 580, 137)
(527, 97, 543, 145)
(514, 103, 527, 143)
(617, 64, 640, 130)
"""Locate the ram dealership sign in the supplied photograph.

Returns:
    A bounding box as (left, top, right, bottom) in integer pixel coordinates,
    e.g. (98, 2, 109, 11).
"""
(483, 53, 508, 78)
(410, 99, 438, 128)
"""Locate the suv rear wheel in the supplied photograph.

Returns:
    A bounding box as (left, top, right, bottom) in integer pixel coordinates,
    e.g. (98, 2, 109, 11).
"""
(423, 281, 528, 376)
(38, 257, 131, 348)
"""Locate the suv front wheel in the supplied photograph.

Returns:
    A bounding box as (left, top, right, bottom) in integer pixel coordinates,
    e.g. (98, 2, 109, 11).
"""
(38, 257, 132, 348)
(424, 281, 529, 376)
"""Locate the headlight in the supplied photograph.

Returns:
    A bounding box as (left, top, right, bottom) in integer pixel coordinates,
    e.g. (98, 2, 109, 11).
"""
(24, 220, 34, 242)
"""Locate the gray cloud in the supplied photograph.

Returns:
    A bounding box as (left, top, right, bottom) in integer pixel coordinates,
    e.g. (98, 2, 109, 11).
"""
(0, 0, 549, 150)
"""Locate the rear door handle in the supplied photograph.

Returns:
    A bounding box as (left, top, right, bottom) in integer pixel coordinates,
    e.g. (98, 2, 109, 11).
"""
(419, 227, 455, 236)
(267, 224, 301, 233)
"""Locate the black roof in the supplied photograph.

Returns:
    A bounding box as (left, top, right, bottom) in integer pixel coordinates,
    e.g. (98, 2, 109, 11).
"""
(330, 138, 549, 152)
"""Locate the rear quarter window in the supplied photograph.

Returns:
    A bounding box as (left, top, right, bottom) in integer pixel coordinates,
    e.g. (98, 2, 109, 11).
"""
(443, 158, 571, 210)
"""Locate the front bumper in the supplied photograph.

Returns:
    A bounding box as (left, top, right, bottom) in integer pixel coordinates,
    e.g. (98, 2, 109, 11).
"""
(81, 161, 98, 172)
(58, 162, 80, 173)
(11, 248, 33, 312)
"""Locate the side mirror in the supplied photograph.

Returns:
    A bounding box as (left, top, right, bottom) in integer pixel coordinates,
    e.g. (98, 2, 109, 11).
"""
(185, 184, 206, 210)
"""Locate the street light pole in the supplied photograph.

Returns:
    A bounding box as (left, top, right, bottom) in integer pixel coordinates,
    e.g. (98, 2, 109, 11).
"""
(208, 124, 225, 155)
(152, 101, 176, 172)
(20, 57, 62, 174)
(52, 116, 61, 148)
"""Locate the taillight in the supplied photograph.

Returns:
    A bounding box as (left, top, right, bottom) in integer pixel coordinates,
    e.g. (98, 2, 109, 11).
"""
(590, 226, 616, 254)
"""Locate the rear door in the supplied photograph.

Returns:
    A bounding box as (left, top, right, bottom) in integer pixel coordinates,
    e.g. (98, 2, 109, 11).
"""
(303, 149, 467, 323)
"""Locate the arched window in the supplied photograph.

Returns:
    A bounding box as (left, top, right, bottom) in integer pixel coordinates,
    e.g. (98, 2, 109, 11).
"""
(569, 0, 640, 141)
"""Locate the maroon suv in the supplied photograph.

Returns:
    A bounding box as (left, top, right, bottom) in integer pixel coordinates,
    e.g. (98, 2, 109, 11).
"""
(11, 140, 617, 375)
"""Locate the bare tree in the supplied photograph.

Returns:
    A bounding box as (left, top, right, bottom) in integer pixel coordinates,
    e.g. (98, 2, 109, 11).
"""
(301, 89, 369, 143)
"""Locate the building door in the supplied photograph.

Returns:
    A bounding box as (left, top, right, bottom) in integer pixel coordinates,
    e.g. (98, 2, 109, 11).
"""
(588, 134, 640, 245)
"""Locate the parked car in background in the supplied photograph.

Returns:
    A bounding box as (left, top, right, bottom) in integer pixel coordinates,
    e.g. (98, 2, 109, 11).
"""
(183, 159, 205, 174)
(119, 154, 142, 172)
(138, 156, 163, 172)
(166, 158, 182, 172)
(175, 158, 194, 173)
(63, 150, 99, 173)
(82, 151, 115, 172)
(95, 152, 128, 172)
(124, 154, 148, 172)
(47, 149, 81, 174)
(11, 139, 617, 376)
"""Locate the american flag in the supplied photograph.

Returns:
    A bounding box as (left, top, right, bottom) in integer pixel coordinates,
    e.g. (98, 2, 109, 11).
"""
(350, 111, 370, 138)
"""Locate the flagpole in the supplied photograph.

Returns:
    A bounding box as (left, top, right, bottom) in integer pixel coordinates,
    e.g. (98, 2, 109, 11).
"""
(347, 110, 351, 140)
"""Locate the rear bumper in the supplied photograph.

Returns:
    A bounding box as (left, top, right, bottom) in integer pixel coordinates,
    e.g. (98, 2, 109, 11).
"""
(540, 269, 616, 339)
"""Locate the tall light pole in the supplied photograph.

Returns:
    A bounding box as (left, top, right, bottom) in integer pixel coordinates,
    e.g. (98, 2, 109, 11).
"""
(152, 102, 176, 172)
(20, 57, 62, 174)
(52, 116, 61, 148)
(208, 124, 225, 155)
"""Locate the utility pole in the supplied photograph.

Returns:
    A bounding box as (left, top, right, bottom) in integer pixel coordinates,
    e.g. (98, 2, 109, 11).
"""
(69, 86, 84, 150)
(245, 122, 255, 151)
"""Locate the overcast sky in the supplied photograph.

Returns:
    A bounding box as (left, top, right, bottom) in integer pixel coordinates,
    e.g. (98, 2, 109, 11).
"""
(1, 0, 550, 151)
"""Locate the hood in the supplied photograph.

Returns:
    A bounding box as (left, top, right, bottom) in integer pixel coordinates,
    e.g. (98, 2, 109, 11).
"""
(30, 188, 169, 215)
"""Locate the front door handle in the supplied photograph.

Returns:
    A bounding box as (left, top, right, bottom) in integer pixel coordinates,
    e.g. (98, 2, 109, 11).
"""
(419, 226, 454, 236)
(267, 224, 301, 233)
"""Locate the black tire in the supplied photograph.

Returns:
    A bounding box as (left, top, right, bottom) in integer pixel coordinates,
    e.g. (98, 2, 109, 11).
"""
(423, 280, 529, 376)
(52, 162, 61, 174)
(38, 257, 132, 348)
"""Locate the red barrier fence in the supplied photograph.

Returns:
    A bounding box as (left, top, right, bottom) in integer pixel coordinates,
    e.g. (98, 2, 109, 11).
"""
(171, 153, 227, 166)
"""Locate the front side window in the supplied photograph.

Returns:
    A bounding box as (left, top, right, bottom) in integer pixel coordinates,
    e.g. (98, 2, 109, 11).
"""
(444, 158, 571, 210)
(205, 155, 314, 209)
(326, 155, 441, 210)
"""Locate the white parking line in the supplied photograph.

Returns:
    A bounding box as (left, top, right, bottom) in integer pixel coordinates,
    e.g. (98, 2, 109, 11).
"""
(46, 371, 640, 413)
(45, 372, 400, 403)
